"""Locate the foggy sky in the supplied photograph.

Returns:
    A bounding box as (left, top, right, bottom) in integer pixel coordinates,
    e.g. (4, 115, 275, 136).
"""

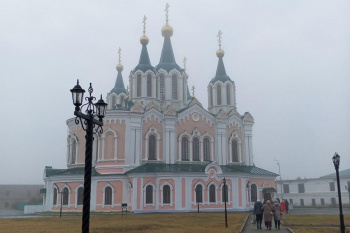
(1, 0, 349, 184)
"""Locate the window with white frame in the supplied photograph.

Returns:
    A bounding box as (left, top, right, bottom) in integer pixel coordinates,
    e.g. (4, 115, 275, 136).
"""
(148, 135, 156, 160)
(209, 184, 216, 203)
(146, 185, 153, 204)
(163, 185, 171, 204)
(232, 139, 238, 162)
(182, 137, 189, 161)
(203, 138, 210, 161)
(226, 84, 231, 105)
(160, 74, 165, 101)
(250, 184, 257, 202)
(77, 187, 84, 205)
(104, 187, 112, 205)
(193, 138, 199, 161)
(62, 187, 69, 205)
(195, 184, 203, 203)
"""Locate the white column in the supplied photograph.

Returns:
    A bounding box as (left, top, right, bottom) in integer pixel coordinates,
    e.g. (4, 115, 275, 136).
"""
(189, 138, 193, 161)
(145, 137, 148, 160)
(156, 138, 160, 161)
(114, 135, 118, 160)
(152, 76, 156, 98)
(101, 136, 105, 160)
(136, 129, 141, 165)
(178, 139, 181, 161)
(200, 139, 204, 162)
(210, 140, 214, 162)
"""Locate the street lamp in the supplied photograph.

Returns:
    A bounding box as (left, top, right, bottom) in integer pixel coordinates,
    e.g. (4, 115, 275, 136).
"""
(223, 177, 228, 228)
(59, 189, 63, 217)
(274, 159, 283, 200)
(70, 80, 107, 233)
(332, 152, 345, 233)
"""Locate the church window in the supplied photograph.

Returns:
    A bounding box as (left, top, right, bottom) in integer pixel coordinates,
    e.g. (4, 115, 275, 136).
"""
(163, 185, 170, 204)
(149, 135, 156, 160)
(104, 187, 112, 205)
(156, 77, 159, 98)
(71, 139, 77, 164)
(226, 85, 231, 105)
(172, 74, 177, 100)
(203, 138, 210, 161)
(62, 187, 69, 205)
(181, 137, 189, 160)
(209, 184, 216, 203)
(160, 74, 165, 101)
(251, 184, 257, 202)
(146, 185, 153, 204)
(217, 84, 222, 105)
(193, 137, 199, 161)
(209, 87, 213, 107)
(232, 140, 238, 162)
(77, 187, 84, 205)
(195, 184, 203, 203)
(137, 74, 141, 97)
(222, 183, 228, 202)
(111, 95, 116, 109)
(147, 74, 152, 97)
(53, 188, 57, 205)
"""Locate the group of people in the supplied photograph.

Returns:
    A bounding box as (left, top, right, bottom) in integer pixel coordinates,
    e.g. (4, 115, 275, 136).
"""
(253, 198, 289, 230)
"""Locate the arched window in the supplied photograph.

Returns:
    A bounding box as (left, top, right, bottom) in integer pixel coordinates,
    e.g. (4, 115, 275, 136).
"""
(195, 184, 203, 203)
(209, 87, 213, 107)
(146, 185, 153, 204)
(71, 139, 77, 164)
(203, 138, 210, 161)
(53, 188, 57, 205)
(62, 187, 69, 205)
(160, 74, 165, 101)
(222, 184, 228, 202)
(147, 74, 152, 97)
(232, 140, 238, 162)
(193, 138, 199, 161)
(120, 96, 124, 108)
(111, 95, 116, 109)
(137, 74, 141, 97)
(226, 85, 231, 105)
(77, 187, 84, 205)
(172, 74, 177, 100)
(182, 137, 189, 161)
(105, 187, 112, 205)
(209, 184, 216, 203)
(156, 77, 159, 98)
(217, 84, 221, 105)
(163, 185, 170, 204)
(251, 184, 257, 202)
(149, 135, 156, 160)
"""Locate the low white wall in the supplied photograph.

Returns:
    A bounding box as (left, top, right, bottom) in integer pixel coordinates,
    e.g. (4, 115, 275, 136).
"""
(24, 205, 45, 214)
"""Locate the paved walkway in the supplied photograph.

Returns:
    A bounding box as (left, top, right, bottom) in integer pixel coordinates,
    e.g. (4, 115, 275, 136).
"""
(242, 214, 290, 233)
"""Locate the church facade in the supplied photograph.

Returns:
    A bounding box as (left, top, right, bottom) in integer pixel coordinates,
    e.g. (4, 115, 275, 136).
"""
(43, 10, 277, 213)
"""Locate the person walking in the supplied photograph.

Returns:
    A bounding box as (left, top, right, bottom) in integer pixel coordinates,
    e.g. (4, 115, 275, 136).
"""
(253, 199, 263, 229)
(273, 199, 283, 229)
(285, 199, 289, 214)
(261, 200, 275, 230)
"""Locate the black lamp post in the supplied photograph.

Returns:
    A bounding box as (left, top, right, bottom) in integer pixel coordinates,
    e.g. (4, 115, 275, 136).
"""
(223, 177, 228, 228)
(70, 80, 107, 233)
(332, 152, 345, 233)
(59, 189, 63, 218)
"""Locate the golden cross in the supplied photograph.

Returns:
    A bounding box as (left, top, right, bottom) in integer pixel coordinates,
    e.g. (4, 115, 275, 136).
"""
(143, 15, 147, 34)
(118, 47, 121, 64)
(165, 3, 170, 23)
(183, 57, 187, 70)
(191, 85, 195, 97)
(217, 30, 222, 49)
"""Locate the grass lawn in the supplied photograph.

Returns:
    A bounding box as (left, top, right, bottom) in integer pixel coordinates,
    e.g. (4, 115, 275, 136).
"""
(0, 212, 248, 233)
(282, 214, 350, 233)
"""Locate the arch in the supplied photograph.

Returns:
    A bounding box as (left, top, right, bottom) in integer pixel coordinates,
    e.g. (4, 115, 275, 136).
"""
(61, 185, 71, 206)
(159, 73, 165, 101)
(228, 131, 242, 164)
(226, 84, 231, 105)
(181, 137, 189, 161)
(160, 181, 173, 206)
(144, 182, 156, 206)
(147, 74, 152, 97)
(209, 183, 217, 203)
(101, 127, 118, 161)
(144, 126, 161, 161)
(216, 84, 222, 105)
(194, 183, 204, 203)
(221, 182, 231, 203)
(172, 73, 178, 100)
(102, 183, 115, 207)
(75, 185, 84, 206)
(251, 183, 258, 202)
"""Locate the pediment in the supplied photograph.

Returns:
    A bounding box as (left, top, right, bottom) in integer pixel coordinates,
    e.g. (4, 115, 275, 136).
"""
(217, 109, 228, 119)
(188, 97, 203, 108)
(130, 103, 144, 113)
(145, 101, 160, 111)
(243, 112, 254, 123)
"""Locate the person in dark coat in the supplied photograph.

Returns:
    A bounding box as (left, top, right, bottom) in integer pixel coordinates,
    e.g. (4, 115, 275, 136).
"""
(253, 199, 263, 229)
(273, 199, 283, 229)
(261, 200, 275, 230)
(285, 199, 289, 214)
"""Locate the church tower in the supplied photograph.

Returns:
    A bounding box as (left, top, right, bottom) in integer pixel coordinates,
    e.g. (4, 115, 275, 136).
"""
(155, 3, 188, 110)
(107, 48, 128, 110)
(129, 16, 158, 107)
(207, 31, 236, 115)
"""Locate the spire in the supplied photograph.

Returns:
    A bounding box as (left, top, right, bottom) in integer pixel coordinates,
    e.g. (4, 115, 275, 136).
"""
(133, 15, 156, 73)
(156, 3, 182, 72)
(110, 47, 126, 94)
(210, 30, 231, 84)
